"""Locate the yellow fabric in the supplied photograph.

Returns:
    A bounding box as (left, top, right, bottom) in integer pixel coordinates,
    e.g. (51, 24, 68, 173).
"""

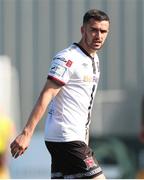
(136, 170, 144, 179)
(0, 114, 13, 154)
(0, 166, 10, 179)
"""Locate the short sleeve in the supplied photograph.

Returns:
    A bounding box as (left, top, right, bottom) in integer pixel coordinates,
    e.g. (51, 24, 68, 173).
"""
(47, 55, 74, 85)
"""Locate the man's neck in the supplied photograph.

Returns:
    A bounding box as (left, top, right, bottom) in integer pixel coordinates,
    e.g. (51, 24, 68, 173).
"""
(78, 40, 97, 58)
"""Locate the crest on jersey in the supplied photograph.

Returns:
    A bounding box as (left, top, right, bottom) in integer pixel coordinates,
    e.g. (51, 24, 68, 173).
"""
(84, 156, 96, 169)
(66, 60, 73, 67)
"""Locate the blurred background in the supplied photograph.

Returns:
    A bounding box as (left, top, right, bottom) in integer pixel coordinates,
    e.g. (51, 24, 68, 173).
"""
(0, 0, 144, 179)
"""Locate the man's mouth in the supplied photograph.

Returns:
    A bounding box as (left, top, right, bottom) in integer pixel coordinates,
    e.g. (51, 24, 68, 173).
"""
(93, 41, 102, 45)
(94, 41, 101, 43)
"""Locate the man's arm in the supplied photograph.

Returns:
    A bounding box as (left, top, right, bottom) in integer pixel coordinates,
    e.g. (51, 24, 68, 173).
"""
(10, 79, 61, 158)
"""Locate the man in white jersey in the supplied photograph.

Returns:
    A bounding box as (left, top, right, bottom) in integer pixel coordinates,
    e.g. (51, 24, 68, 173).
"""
(45, 43, 100, 144)
(10, 9, 110, 179)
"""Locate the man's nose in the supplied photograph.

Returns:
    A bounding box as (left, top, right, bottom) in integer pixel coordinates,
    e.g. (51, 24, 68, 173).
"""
(95, 31, 101, 39)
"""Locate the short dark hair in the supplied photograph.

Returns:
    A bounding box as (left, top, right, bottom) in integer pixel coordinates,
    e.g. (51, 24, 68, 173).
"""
(83, 9, 110, 24)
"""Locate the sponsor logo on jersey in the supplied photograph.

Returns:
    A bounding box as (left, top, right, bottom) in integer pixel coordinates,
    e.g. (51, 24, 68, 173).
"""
(53, 57, 67, 63)
(48, 109, 54, 115)
(83, 75, 93, 82)
(83, 75, 99, 83)
(66, 60, 73, 67)
(50, 64, 66, 77)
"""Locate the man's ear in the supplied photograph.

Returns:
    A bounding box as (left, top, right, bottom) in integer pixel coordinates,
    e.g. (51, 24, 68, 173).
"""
(81, 26, 84, 34)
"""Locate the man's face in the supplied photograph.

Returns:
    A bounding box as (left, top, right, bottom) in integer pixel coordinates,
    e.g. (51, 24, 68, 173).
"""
(81, 18, 109, 51)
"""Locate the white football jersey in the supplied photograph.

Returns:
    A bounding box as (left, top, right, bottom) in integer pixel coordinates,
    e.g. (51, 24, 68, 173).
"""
(44, 43, 100, 143)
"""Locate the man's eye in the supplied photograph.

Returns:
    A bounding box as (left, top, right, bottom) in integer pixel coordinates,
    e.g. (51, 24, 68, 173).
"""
(101, 30, 107, 33)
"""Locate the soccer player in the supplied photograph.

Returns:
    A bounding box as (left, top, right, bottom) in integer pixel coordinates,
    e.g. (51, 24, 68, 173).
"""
(10, 9, 110, 179)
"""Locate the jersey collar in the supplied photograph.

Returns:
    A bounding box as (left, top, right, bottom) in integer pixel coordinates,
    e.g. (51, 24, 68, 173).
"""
(73, 43, 94, 60)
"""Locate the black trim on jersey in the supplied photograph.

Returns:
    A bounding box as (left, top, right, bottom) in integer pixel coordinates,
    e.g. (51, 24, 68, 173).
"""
(47, 75, 65, 86)
(88, 85, 96, 111)
(73, 43, 93, 59)
(73, 43, 96, 74)
(86, 85, 96, 126)
(73, 43, 98, 141)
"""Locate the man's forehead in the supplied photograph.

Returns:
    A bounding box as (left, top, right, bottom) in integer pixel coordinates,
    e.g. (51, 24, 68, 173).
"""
(87, 19, 109, 28)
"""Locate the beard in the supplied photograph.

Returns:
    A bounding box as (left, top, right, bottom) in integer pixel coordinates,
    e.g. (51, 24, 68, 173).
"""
(87, 40, 102, 51)
(84, 35, 103, 51)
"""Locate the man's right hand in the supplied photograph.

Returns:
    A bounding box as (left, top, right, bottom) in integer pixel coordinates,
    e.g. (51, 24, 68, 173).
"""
(10, 79, 61, 159)
(10, 131, 31, 158)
